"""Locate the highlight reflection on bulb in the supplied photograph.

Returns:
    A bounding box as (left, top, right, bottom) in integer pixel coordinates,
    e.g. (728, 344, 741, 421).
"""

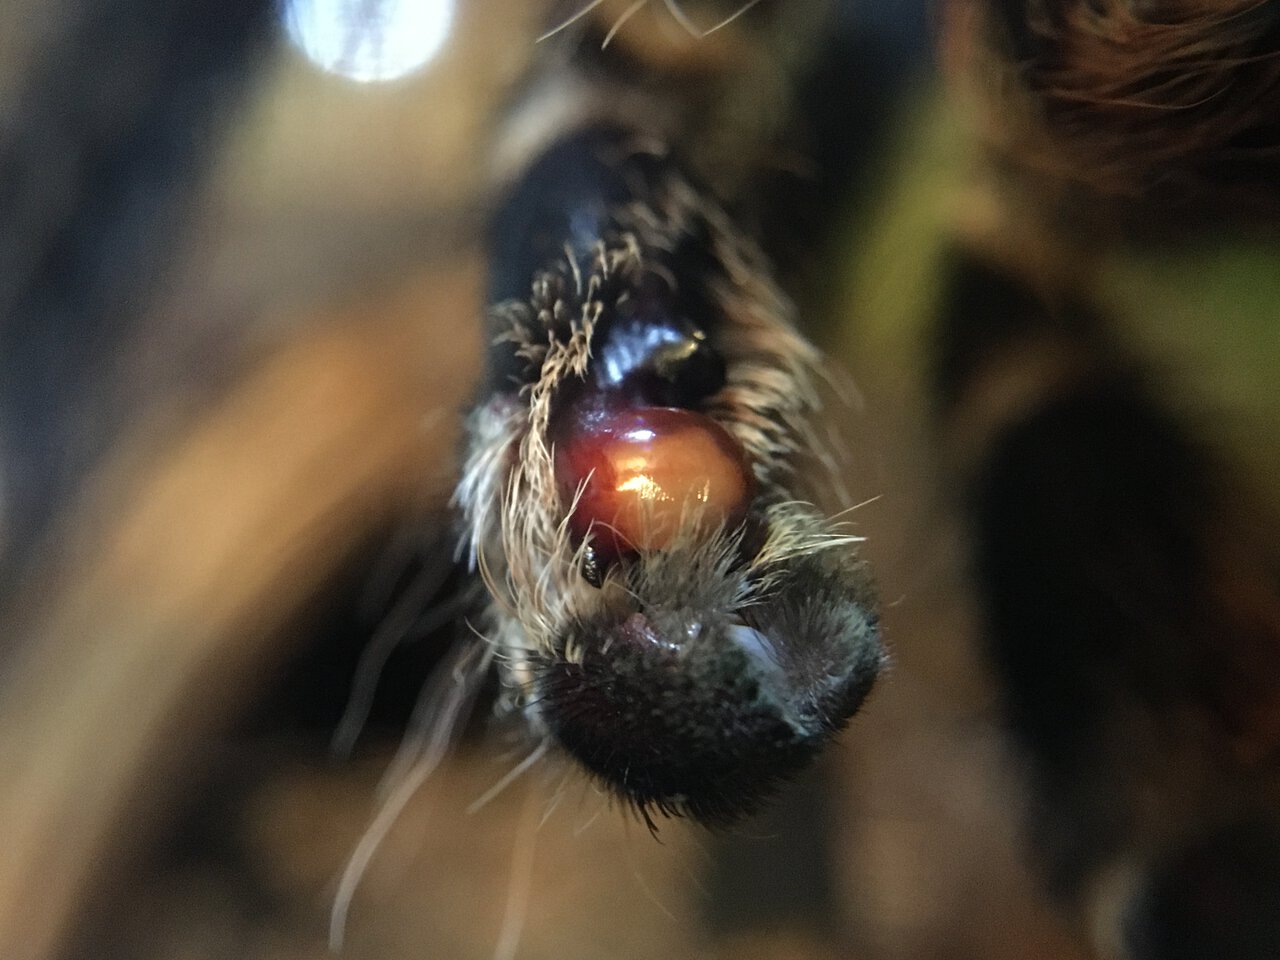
(283, 0, 454, 83)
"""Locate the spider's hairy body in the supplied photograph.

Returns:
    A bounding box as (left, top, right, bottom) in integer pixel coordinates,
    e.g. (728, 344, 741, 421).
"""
(458, 124, 881, 823)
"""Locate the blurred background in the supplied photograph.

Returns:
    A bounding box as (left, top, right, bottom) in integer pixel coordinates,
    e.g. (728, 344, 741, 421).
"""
(1, 1, 1276, 958)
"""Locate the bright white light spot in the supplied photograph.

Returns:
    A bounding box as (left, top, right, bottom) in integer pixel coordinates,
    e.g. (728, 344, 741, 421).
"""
(283, 0, 454, 83)
(617, 474, 670, 502)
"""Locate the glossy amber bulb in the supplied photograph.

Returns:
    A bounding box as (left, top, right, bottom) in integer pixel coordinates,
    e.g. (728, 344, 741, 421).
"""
(554, 407, 754, 565)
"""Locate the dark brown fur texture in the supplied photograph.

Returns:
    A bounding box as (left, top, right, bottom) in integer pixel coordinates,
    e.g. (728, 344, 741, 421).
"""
(959, 0, 1280, 219)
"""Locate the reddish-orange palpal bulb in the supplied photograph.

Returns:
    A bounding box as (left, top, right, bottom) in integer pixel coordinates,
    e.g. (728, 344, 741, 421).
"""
(554, 407, 754, 566)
